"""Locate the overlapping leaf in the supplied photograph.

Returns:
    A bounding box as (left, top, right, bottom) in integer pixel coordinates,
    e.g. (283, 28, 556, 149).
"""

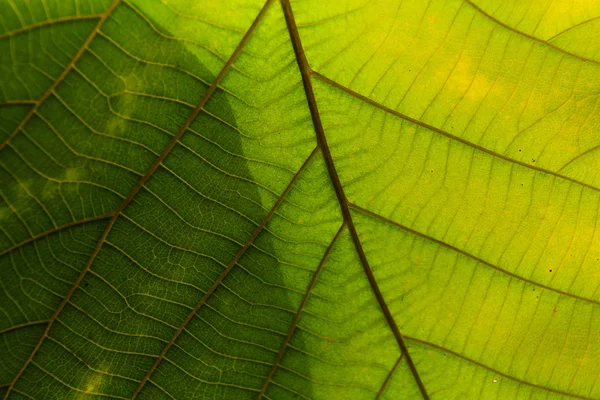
(1, 0, 600, 399)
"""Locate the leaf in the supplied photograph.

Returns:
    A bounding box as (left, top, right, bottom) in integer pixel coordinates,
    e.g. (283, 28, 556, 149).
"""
(1, 0, 600, 399)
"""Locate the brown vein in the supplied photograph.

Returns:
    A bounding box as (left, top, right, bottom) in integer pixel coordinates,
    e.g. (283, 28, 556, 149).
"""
(313, 71, 600, 195)
(547, 15, 600, 42)
(4, 0, 271, 395)
(0, 101, 37, 106)
(558, 144, 600, 173)
(464, 0, 600, 65)
(0, 213, 113, 258)
(280, 1, 429, 399)
(3, 220, 118, 398)
(129, 147, 317, 398)
(0, 1, 121, 153)
(405, 336, 593, 400)
(376, 354, 405, 400)
(258, 223, 346, 398)
(2, 1, 122, 392)
(0, 14, 102, 40)
(0, 320, 49, 337)
(350, 203, 600, 306)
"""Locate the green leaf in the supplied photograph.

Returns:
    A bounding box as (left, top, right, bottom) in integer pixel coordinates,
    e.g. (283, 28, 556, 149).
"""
(1, 0, 600, 399)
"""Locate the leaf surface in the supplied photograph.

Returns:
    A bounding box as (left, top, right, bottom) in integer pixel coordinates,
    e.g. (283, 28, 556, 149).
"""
(1, 0, 600, 399)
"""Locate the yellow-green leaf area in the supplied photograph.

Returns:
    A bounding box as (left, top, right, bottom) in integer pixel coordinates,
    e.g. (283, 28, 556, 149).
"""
(1, 0, 599, 399)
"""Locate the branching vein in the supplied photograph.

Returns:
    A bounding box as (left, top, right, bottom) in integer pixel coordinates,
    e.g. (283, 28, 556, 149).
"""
(280, 0, 430, 399)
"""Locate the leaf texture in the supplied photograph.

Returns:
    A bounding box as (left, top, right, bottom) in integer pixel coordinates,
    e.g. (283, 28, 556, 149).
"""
(1, 0, 600, 399)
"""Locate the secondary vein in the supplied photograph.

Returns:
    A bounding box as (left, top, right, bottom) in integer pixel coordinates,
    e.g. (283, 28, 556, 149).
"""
(312, 71, 600, 196)
(258, 223, 346, 398)
(129, 146, 318, 398)
(3, 2, 123, 396)
(376, 354, 405, 399)
(350, 203, 600, 307)
(464, 0, 600, 65)
(4, 0, 269, 396)
(0, 0, 120, 153)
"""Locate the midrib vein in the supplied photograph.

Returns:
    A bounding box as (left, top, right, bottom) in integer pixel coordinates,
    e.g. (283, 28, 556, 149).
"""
(0, 0, 121, 153)
(125, 1, 319, 396)
(4, 0, 272, 397)
(280, 1, 430, 399)
(313, 71, 600, 196)
(258, 223, 346, 398)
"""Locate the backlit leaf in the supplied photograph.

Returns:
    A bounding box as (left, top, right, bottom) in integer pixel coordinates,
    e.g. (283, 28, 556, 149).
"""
(1, 0, 600, 399)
